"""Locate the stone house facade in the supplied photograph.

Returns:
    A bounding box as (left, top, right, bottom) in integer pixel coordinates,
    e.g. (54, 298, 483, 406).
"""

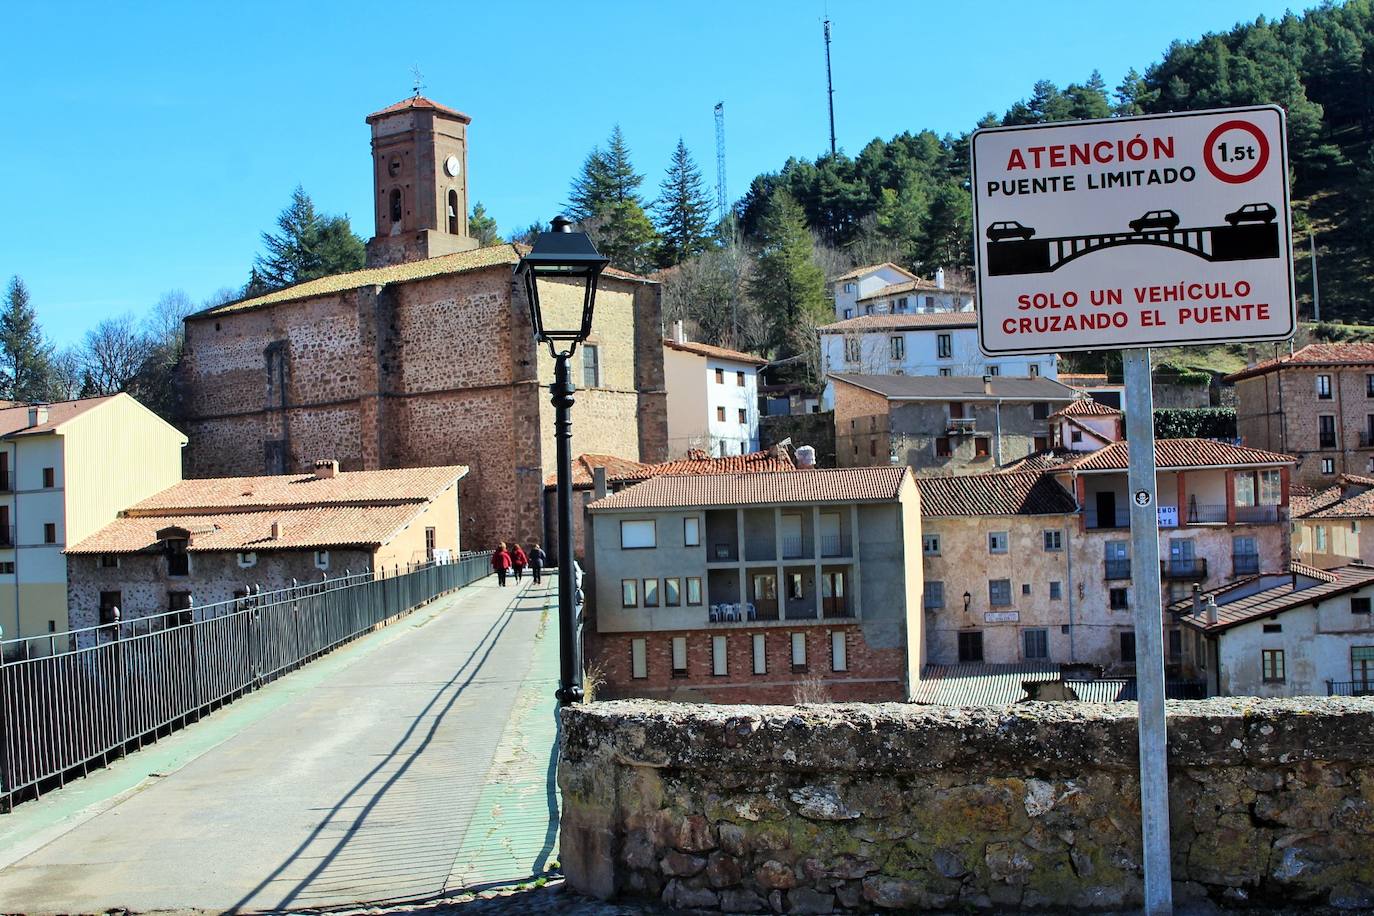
(66, 462, 466, 628)
(1292, 475, 1374, 569)
(176, 96, 667, 550)
(1227, 342, 1374, 488)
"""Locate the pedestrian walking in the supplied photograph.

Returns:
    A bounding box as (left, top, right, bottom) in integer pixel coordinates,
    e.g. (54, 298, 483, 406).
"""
(492, 542, 512, 587)
(528, 543, 546, 584)
(512, 543, 528, 582)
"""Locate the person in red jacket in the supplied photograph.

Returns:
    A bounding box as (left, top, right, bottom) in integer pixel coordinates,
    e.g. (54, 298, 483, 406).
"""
(492, 543, 512, 587)
(511, 543, 529, 582)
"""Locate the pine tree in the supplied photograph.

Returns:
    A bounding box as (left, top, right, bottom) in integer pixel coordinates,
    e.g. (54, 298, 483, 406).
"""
(565, 126, 658, 272)
(250, 186, 364, 291)
(565, 149, 613, 223)
(469, 202, 500, 245)
(653, 139, 713, 267)
(0, 276, 56, 402)
(748, 190, 827, 367)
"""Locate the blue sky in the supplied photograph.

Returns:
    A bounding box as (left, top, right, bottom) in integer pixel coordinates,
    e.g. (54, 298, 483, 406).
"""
(2, 0, 1316, 346)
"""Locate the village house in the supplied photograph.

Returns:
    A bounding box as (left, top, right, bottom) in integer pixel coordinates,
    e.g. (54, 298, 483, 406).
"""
(1292, 474, 1374, 568)
(828, 262, 920, 321)
(0, 395, 186, 641)
(581, 466, 923, 704)
(65, 461, 466, 629)
(175, 95, 666, 549)
(1175, 563, 1374, 698)
(831, 373, 1077, 473)
(1227, 342, 1374, 488)
(828, 263, 972, 321)
(662, 322, 766, 458)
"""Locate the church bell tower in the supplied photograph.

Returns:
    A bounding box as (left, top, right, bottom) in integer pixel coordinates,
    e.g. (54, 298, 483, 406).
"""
(364, 96, 480, 267)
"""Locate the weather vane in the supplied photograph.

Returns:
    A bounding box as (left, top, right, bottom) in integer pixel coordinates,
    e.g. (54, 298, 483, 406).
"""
(411, 65, 426, 98)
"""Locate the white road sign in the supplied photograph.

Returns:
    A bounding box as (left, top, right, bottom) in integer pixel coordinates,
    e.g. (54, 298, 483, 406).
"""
(972, 106, 1295, 355)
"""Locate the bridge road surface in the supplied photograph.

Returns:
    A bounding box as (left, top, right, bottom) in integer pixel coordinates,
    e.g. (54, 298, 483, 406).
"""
(0, 574, 562, 913)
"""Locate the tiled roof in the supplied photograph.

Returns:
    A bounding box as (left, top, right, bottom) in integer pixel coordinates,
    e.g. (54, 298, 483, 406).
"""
(830, 373, 1078, 402)
(1177, 564, 1374, 632)
(0, 396, 118, 438)
(1292, 485, 1374, 520)
(1291, 561, 1341, 583)
(663, 338, 768, 366)
(125, 466, 467, 516)
(366, 95, 471, 123)
(587, 466, 909, 511)
(917, 471, 1077, 517)
(1048, 398, 1121, 419)
(1059, 373, 1111, 386)
(1060, 438, 1295, 472)
(856, 278, 945, 303)
(912, 663, 1059, 705)
(996, 448, 1079, 474)
(829, 262, 918, 284)
(198, 244, 648, 318)
(1225, 343, 1374, 382)
(67, 505, 426, 555)
(554, 454, 653, 489)
(546, 448, 797, 489)
(818, 312, 978, 333)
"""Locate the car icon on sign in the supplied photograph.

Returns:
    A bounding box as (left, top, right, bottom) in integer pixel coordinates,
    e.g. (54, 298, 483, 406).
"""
(1128, 210, 1181, 233)
(986, 221, 1036, 242)
(1224, 202, 1277, 226)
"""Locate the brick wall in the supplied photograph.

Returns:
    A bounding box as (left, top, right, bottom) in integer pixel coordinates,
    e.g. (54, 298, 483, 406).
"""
(831, 381, 890, 468)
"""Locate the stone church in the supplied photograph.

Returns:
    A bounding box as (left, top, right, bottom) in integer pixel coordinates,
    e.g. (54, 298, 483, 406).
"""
(177, 96, 668, 548)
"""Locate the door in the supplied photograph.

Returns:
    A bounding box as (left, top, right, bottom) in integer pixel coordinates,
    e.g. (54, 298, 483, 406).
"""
(822, 571, 847, 617)
(1353, 646, 1374, 692)
(1169, 538, 1196, 576)
(752, 573, 778, 620)
(1095, 491, 1118, 529)
(781, 514, 803, 558)
(820, 513, 842, 556)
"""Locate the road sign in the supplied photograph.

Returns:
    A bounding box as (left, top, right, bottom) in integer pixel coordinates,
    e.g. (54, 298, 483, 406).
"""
(971, 106, 1294, 356)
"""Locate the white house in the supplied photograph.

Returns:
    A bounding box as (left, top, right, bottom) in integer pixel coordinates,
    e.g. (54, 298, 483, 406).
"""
(1177, 563, 1374, 698)
(663, 324, 766, 458)
(829, 263, 919, 321)
(819, 312, 1058, 409)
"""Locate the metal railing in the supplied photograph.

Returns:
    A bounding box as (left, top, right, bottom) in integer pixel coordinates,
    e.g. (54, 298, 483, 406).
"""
(0, 553, 492, 810)
(1162, 558, 1208, 580)
(820, 534, 850, 557)
(1086, 510, 1132, 530)
(1234, 505, 1281, 525)
(1233, 553, 1261, 576)
(1104, 559, 1132, 580)
(1183, 504, 1229, 524)
(1327, 679, 1374, 697)
(781, 536, 807, 559)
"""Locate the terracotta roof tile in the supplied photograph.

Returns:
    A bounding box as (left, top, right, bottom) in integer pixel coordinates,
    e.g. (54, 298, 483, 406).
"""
(587, 466, 909, 511)
(1060, 438, 1294, 472)
(366, 95, 471, 123)
(917, 471, 1077, 517)
(126, 466, 467, 516)
(0, 396, 119, 438)
(1048, 398, 1121, 419)
(855, 277, 945, 302)
(818, 311, 978, 333)
(830, 373, 1078, 402)
(1059, 373, 1110, 386)
(1225, 343, 1374, 382)
(1176, 564, 1374, 632)
(546, 449, 796, 489)
(1293, 484, 1374, 520)
(829, 262, 918, 284)
(663, 338, 768, 366)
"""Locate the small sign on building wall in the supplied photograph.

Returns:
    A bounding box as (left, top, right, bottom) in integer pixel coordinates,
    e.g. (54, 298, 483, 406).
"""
(985, 611, 1020, 623)
(1157, 506, 1179, 528)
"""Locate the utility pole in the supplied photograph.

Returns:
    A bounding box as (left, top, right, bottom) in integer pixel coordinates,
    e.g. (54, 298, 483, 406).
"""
(714, 102, 728, 227)
(1310, 228, 1320, 322)
(823, 18, 836, 156)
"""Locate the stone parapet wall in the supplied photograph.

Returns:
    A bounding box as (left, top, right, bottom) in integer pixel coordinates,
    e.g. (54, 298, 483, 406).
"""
(559, 698, 1374, 912)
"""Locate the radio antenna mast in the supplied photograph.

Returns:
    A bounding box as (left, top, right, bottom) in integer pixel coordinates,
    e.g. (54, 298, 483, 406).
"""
(714, 102, 728, 226)
(823, 18, 836, 155)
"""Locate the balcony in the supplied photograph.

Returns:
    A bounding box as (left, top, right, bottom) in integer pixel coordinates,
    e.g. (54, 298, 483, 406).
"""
(1327, 679, 1374, 697)
(1234, 505, 1281, 524)
(1182, 504, 1228, 524)
(1104, 559, 1132, 580)
(947, 416, 976, 435)
(1234, 553, 1260, 576)
(820, 534, 851, 557)
(1162, 558, 1208, 580)
(0, 525, 13, 548)
(1087, 510, 1132, 530)
(709, 543, 738, 562)
(781, 536, 809, 560)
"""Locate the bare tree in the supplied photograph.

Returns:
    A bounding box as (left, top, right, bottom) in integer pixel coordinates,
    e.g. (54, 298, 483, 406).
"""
(81, 314, 151, 395)
(49, 347, 84, 401)
(661, 241, 763, 352)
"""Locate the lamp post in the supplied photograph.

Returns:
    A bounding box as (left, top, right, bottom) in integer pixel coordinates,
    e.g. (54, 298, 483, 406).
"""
(515, 216, 610, 707)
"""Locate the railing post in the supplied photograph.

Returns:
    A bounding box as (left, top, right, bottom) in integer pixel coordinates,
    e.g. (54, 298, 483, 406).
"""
(0, 647, 11, 812)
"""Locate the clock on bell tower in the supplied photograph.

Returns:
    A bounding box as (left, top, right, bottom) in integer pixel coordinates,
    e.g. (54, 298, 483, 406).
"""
(363, 95, 480, 267)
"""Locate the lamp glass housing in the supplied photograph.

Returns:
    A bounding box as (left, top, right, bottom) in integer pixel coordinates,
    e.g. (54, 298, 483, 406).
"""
(515, 222, 610, 354)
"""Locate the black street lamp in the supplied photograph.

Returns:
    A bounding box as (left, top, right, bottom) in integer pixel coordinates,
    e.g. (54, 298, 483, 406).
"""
(515, 216, 609, 707)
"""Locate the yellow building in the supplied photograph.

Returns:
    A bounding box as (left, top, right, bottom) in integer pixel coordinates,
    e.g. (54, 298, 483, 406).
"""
(0, 395, 186, 641)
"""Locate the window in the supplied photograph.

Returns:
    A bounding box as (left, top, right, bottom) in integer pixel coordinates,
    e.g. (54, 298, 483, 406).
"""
(0, 562, 14, 574)
(1120, 631, 1137, 663)
(672, 637, 688, 676)
(1262, 649, 1286, 682)
(1032, 402, 1050, 420)
(1368, 374, 1374, 397)
(989, 578, 1011, 606)
(1050, 581, 1062, 600)
(425, 527, 436, 561)
(889, 336, 905, 360)
(987, 365, 1000, 376)
(42, 467, 54, 488)
(621, 579, 638, 607)
(683, 517, 700, 547)
(686, 577, 702, 605)
(791, 632, 807, 671)
(1352, 596, 1371, 615)
(1034, 435, 1049, 452)
(631, 639, 647, 679)
(935, 437, 952, 458)
(1070, 430, 1084, 444)
(99, 591, 121, 625)
(168, 591, 193, 627)
(925, 580, 944, 610)
(1259, 470, 1282, 505)
(869, 439, 877, 458)
(0, 452, 8, 491)
(1317, 374, 1333, 399)
(843, 282, 856, 294)
(1316, 525, 1329, 552)
(1263, 623, 1282, 634)
(1322, 458, 1336, 475)
(738, 408, 747, 425)
(925, 295, 936, 310)
(1043, 530, 1062, 551)
(844, 338, 860, 363)
(1234, 535, 1259, 575)
(42, 522, 55, 544)
(100, 554, 120, 569)
(895, 297, 908, 313)
(1110, 587, 1129, 610)
(1028, 364, 1041, 377)
(958, 630, 983, 662)
(713, 635, 728, 676)
(937, 334, 952, 359)
(716, 406, 726, 422)
(1319, 415, 1337, 449)
(831, 631, 847, 671)
(447, 189, 460, 234)
(1169, 629, 1183, 659)
(1352, 646, 1374, 684)
(664, 578, 681, 606)
(237, 551, 257, 568)
(753, 634, 767, 674)
(643, 579, 660, 607)
(715, 368, 724, 384)
(988, 531, 1008, 554)
(389, 188, 402, 223)
(787, 573, 804, 600)
(1022, 583, 1032, 595)
(582, 345, 600, 388)
(974, 437, 991, 458)
(923, 534, 941, 556)
(1023, 628, 1049, 660)
(843, 308, 853, 319)
(620, 520, 656, 549)
(736, 370, 745, 387)
(163, 537, 188, 575)
(315, 550, 329, 570)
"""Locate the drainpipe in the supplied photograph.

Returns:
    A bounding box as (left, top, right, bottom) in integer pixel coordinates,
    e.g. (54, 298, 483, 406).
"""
(1065, 522, 1076, 662)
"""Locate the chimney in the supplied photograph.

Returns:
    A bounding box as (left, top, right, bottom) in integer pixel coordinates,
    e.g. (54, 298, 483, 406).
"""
(271, 519, 285, 540)
(935, 267, 946, 290)
(673, 320, 687, 344)
(983, 375, 994, 396)
(593, 465, 608, 500)
(796, 445, 817, 468)
(1192, 583, 1202, 618)
(1246, 346, 1258, 368)
(27, 405, 47, 428)
(314, 459, 340, 479)
(1204, 595, 1218, 626)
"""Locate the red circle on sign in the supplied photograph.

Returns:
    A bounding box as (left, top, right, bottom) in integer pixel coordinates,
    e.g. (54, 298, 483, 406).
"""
(1203, 120, 1270, 184)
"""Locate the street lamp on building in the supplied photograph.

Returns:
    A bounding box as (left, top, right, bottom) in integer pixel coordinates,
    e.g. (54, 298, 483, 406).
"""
(963, 591, 972, 613)
(516, 216, 610, 707)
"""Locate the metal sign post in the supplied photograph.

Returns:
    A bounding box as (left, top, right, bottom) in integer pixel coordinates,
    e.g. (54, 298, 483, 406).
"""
(1122, 346, 1171, 914)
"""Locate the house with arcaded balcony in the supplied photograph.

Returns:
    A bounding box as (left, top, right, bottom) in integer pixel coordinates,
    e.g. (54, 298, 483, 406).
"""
(582, 466, 923, 704)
